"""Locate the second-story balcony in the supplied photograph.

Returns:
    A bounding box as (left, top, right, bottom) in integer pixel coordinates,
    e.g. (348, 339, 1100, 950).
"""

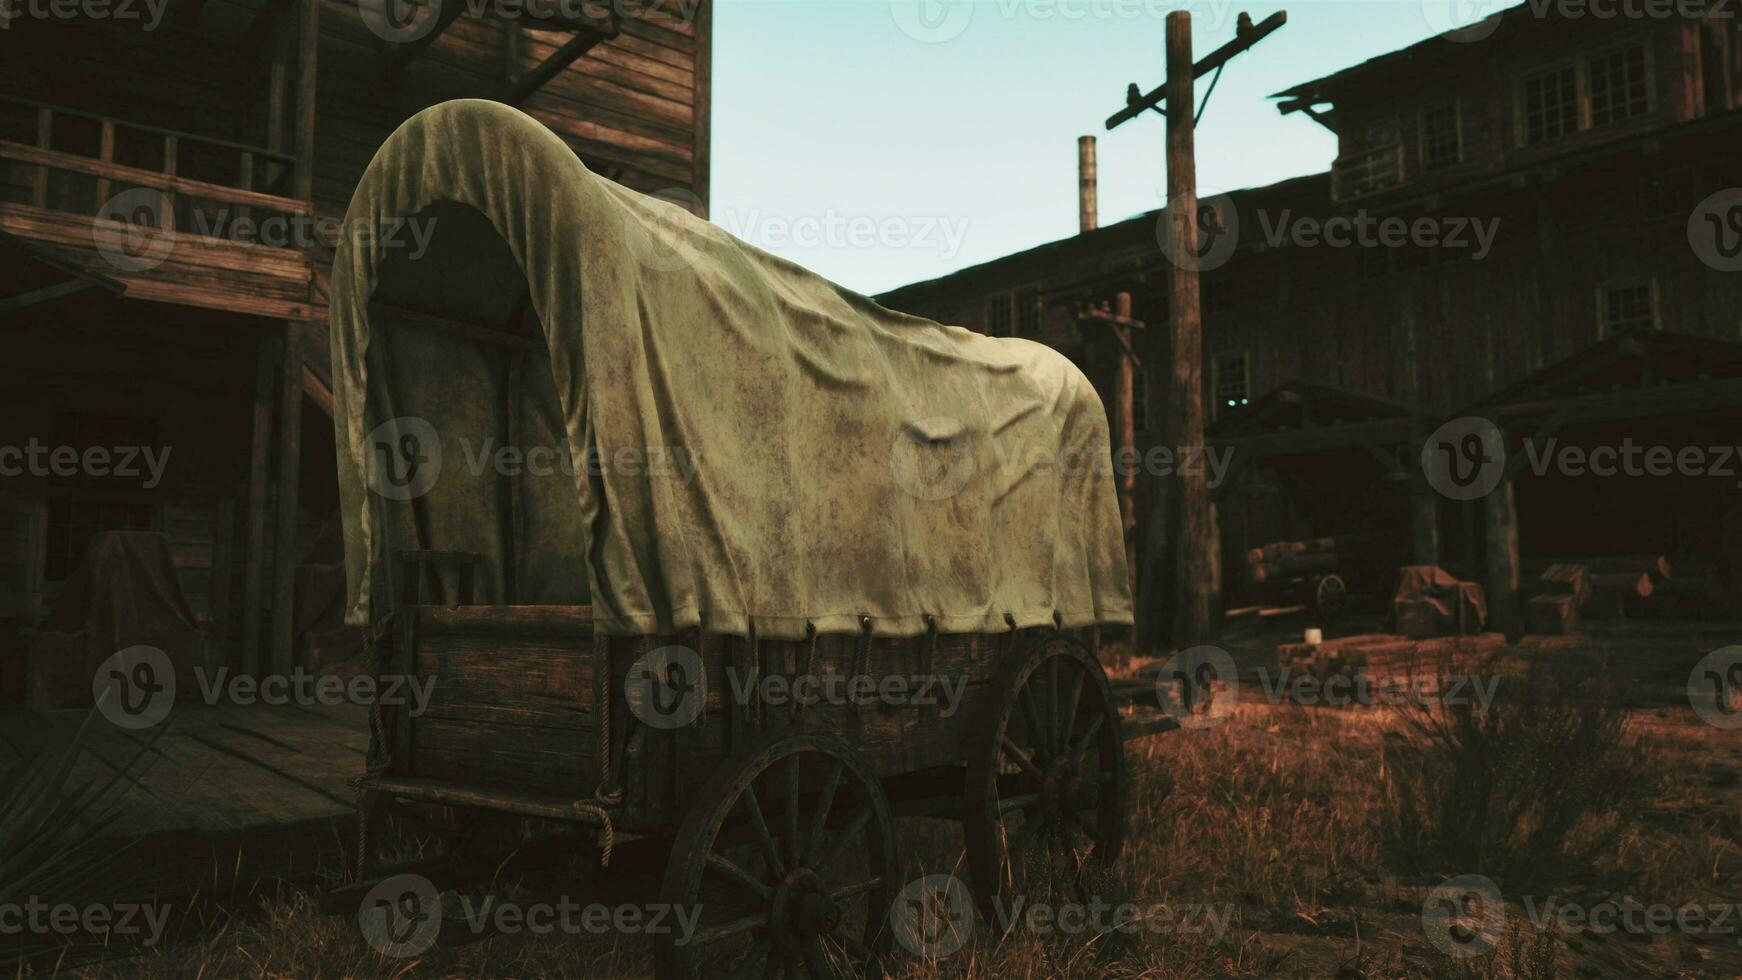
(0, 96, 315, 321)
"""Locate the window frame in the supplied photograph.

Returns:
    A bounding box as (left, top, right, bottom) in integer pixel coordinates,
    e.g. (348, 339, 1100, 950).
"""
(1210, 350, 1252, 419)
(1418, 100, 1464, 171)
(1596, 276, 1660, 339)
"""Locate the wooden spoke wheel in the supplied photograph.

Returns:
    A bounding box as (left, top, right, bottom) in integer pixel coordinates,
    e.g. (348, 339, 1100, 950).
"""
(963, 634, 1126, 926)
(1313, 574, 1349, 623)
(656, 734, 898, 980)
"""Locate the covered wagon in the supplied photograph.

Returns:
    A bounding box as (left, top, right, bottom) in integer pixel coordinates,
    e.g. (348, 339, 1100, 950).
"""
(325, 99, 1150, 978)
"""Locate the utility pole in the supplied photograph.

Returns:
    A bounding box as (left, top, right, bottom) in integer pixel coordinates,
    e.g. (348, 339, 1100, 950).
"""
(1105, 10, 1286, 651)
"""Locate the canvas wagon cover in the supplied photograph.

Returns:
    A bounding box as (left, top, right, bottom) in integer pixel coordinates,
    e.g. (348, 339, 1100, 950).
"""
(331, 100, 1132, 639)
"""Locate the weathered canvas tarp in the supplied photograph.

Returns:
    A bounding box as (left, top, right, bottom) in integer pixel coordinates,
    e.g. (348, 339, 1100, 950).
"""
(331, 100, 1132, 639)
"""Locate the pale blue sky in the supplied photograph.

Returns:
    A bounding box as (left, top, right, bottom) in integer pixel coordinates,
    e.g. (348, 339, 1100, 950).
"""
(710, 0, 1499, 295)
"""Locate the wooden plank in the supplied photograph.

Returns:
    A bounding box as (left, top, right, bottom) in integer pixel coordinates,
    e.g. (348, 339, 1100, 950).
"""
(270, 323, 304, 677)
(0, 140, 312, 215)
(293, 0, 319, 202)
(241, 338, 273, 679)
(210, 496, 236, 656)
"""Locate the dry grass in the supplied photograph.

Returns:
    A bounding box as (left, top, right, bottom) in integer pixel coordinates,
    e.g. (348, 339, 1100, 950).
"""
(12, 659, 1742, 979)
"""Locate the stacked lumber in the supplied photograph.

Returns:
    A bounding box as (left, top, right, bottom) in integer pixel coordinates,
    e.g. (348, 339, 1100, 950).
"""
(1521, 554, 1725, 630)
(1246, 533, 1378, 585)
(1276, 632, 1508, 682)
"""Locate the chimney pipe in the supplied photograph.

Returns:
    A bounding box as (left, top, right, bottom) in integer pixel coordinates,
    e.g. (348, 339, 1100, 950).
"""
(1077, 135, 1098, 233)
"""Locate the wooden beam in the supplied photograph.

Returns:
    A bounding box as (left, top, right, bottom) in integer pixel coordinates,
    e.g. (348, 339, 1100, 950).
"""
(210, 496, 236, 661)
(1106, 11, 1288, 130)
(271, 324, 305, 676)
(380, 0, 469, 77)
(293, 0, 319, 203)
(241, 337, 274, 678)
(0, 141, 313, 214)
(508, 26, 614, 104)
(0, 278, 101, 314)
(302, 365, 335, 418)
(1484, 477, 1520, 634)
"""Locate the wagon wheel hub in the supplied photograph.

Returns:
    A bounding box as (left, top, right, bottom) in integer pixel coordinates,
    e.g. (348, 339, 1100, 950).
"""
(1040, 756, 1087, 818)
(771, 868, 839, 942)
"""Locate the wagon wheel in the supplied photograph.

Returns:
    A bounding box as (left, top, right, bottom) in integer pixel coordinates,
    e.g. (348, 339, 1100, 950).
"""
(1313, 574, 1349, 624)
(656, 733, 898, 980)
(963, 634, 1126, 927)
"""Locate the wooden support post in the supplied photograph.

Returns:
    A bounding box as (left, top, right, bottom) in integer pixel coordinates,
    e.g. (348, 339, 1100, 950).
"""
(1164, 12, 1211, 649)
(1484, 476, 1520, 634)
(266, 1, 289, 192)
(93, 120, 113, 209)
(1411, 480, 1440, 566)
(241, 337, 274, 677)
(293, 0, 319, 203)
(31, 107, 50, 207)
(160, 136, 178, 233)
(1110, 293, 1139, 598)
(271, 325, 304, 676)
(211, 496, 236, 660)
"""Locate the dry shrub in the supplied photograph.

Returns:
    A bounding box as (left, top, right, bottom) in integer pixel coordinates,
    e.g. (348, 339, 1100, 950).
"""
(1380, 657, 1649, 885)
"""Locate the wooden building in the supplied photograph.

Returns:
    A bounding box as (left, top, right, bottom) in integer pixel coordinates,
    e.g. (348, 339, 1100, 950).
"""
(878, 7, 1742, 630)
(0, 0, 713, 699)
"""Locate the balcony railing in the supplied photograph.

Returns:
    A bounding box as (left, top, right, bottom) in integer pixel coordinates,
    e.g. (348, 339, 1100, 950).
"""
(1331, 144, 1405, 203)
(0, 95, 311, 246)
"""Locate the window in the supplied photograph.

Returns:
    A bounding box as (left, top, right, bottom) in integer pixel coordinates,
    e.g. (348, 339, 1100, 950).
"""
(1521, 65, 1578, 144)
(984, 293, 1011, 336)
(1420, 103, 1462, 170)
(1014, 288, 1041, 337)
(1212, 351, 1251, 413)
(1589, 45, 1650, 126)
(1599, 279, 1657, 337)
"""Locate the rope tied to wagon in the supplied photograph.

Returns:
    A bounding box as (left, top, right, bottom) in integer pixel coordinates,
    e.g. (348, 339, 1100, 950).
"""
(573, 635, 627, 867)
